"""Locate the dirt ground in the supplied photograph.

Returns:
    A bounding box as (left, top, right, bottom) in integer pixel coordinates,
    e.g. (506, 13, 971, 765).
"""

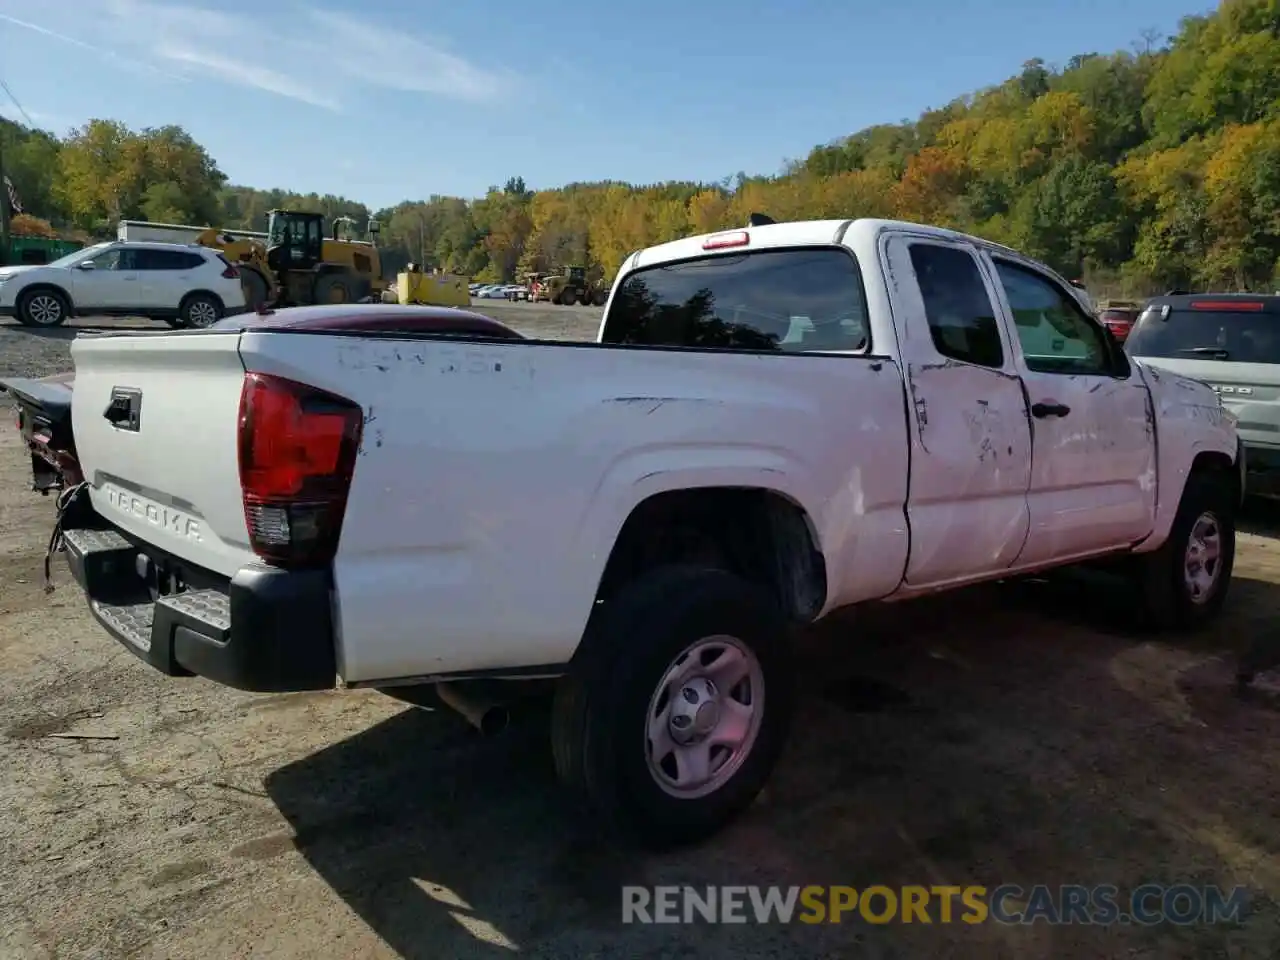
(2, 308, 1280, 959)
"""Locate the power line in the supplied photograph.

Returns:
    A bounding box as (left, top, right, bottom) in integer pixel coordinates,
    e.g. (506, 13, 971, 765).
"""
(0, 73, 34, 127)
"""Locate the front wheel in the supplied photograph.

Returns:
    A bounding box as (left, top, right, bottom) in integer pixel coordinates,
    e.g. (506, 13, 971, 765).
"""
(1132, 469, 1236, 630)
(17, 288, 70, 327)
(551, 566, 794, 848)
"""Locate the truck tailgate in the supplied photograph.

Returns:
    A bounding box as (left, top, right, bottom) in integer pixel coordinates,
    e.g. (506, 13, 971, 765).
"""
(70, 332, 256, 578)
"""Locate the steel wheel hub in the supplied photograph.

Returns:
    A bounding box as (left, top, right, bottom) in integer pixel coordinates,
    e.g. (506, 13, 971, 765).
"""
(1183, 511, 1222, 604)
(645, 635, 764, 800)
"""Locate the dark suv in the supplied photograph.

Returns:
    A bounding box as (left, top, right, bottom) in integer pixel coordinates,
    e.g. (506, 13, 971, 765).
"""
(1125, 293, 1280, 498)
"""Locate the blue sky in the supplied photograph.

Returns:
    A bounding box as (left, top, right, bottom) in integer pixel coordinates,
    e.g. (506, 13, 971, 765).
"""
(0, 0, 1207, 211)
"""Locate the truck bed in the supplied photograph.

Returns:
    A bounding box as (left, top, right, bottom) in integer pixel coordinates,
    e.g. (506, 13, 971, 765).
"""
(66, 323, 909, 685)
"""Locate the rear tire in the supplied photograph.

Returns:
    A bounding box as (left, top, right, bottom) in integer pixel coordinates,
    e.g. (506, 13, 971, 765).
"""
(313, 272, 355, 304)
(17, 288, 70, 327)
(551, 565, 794, 849)
(1132, 469, 1235, 630)
(179, 292, 223, 329)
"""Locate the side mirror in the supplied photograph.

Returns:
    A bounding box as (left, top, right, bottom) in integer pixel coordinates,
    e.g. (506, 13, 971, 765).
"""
(77, 261, 96, 270)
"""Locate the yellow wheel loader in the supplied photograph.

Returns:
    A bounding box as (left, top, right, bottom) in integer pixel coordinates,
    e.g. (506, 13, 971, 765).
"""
(539, 265, 608, 306)
(195, 209, 388, 309)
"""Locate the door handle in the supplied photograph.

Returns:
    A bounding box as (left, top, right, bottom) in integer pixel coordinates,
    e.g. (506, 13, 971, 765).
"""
(1031, 401, 1071, 419)
(103, 396, 132, 424)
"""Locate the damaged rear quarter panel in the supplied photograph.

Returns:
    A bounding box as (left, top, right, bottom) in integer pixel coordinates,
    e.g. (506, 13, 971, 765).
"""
(236, 332, 911, 684)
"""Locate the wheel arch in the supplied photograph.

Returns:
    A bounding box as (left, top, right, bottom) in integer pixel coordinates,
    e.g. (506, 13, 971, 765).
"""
(592, 485, 828, 625)
(18, 282, 75, 313)
(180, 288, 225, 311)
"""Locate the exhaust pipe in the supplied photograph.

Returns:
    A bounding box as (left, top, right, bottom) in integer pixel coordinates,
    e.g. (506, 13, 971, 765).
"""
(435, 681, 510, 736)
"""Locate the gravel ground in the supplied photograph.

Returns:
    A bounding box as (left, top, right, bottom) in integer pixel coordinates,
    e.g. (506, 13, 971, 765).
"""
(2, 307, 1280, 958)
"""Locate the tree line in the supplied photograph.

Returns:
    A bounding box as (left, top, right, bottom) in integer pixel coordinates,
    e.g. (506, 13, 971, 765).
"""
(3, 0, 1279, 294)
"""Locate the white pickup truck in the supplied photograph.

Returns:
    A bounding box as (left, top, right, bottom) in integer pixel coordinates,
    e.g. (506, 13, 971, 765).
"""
(48, 217, 1242, 847)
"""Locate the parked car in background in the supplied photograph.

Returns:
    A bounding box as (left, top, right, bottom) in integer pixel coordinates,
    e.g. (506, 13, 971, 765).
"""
(1097, 299, 1144, 344)
(1125, 293, 1279, 497)
(0, 240, 246, 329)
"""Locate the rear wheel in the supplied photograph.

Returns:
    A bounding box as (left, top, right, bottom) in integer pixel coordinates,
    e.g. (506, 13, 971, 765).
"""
(179, 292, 223, 329)
(551, 565, 794, 848)
(1132, 468, 1235, 630)
(313, 272, 355, 304)
(17, 288, 70, 327)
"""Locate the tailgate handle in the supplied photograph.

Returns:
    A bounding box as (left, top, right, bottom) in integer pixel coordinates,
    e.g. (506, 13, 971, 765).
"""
(104, 388, 141, 432)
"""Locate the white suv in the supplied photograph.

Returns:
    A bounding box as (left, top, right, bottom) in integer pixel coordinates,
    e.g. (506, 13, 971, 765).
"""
(0, 240, 247, 329)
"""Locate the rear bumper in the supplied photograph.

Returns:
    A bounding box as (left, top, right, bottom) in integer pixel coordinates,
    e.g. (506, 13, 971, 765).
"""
(62, 524, 337, 692)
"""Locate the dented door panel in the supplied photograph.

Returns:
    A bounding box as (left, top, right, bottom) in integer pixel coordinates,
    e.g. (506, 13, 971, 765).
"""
(980, 253, 1158, 563)
(881, 234, 1033, 588)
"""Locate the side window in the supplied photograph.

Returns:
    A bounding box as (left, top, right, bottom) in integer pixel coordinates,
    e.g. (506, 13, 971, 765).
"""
(87, 248, 123, 271)
(132, 249, 166, 271)
(603, 248, 869, 353)
(908, 243, 1004, 368)
(993, 260, 1112, 375)
(135, 249, 202, 271)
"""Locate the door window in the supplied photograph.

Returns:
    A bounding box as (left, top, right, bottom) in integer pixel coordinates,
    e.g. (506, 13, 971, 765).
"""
(993, 260, 1113, 375)
(907, 243, 1004, 368)
(85, 248, 124, 271)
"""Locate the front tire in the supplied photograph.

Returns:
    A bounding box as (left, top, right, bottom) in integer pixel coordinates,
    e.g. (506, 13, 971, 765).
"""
(552, 566, 794, 848)
(1134, 469, 1236, 630)
(17, 288, 70, 327)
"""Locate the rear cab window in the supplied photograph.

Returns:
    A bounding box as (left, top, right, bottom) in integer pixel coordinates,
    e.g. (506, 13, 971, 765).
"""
(1126, 298, 1280, 364)
(600, 247, 869, 353)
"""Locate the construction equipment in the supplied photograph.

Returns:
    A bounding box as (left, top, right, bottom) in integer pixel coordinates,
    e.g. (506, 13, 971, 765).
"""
(537, 265, 608, 306)
(393, 263, 471, 307)
(186, 210, 386, 309)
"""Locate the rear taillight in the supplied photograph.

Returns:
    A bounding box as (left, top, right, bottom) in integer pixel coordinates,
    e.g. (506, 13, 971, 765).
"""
(1101, 311, 1133, 341)
(217, 254, 240, 279)
(237, 373, 363, 567)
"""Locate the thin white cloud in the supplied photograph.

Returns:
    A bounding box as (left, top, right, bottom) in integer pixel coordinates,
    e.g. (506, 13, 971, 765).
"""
(305, 9, 512, 103)
(156, 45, 342, 112)
(0, 10, 188, 82)
(0, 2, 514, 111)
